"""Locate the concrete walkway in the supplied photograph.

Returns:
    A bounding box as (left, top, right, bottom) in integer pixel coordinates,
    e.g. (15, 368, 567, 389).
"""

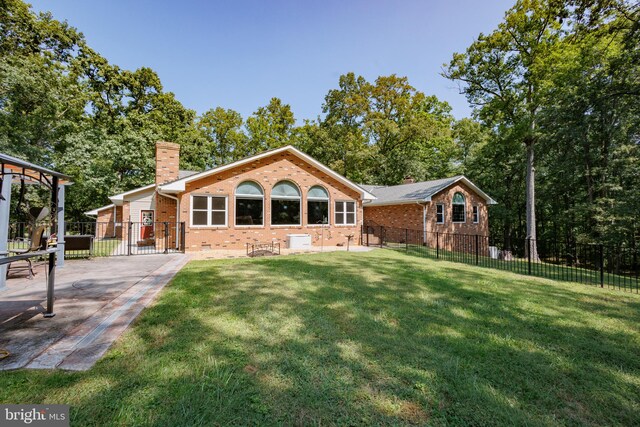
(0, 254, 189, 370)
(190, 245, 376, 260)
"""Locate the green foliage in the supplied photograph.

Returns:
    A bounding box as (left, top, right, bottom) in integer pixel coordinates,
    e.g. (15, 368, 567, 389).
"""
(4, 0, 637, 251)
(245, 97, 296, 154)
(447, 0, 640, 248)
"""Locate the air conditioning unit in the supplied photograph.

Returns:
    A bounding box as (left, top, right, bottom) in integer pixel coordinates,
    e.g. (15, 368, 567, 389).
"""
(287, 234, 311, 249)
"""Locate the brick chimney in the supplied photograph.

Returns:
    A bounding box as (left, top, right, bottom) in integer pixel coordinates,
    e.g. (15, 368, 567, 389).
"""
(155, 141, 180, 185)
(403, 176, 415, 184)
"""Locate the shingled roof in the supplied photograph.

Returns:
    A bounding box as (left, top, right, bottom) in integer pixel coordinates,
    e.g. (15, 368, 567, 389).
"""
(361, 175, 496, 206)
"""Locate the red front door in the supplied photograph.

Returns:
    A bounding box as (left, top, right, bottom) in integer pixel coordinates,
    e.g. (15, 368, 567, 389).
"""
(140, 210, 154, 239)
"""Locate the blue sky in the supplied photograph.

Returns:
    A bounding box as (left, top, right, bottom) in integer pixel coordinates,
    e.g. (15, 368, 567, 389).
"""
(30, 0, 514, 121)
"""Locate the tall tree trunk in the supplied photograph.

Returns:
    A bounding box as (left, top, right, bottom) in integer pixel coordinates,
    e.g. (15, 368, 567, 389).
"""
(525, 137, 539, 261)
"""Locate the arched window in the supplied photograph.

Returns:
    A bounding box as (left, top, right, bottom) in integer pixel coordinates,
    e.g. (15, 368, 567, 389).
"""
(271, 181, 301, 225)
(235, 181, 263, 226)
(452, 192, 466, 223)
(307, 185, 329, 225)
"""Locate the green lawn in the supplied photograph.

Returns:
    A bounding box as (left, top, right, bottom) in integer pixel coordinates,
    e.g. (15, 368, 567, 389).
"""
(387, 242, 639, 292)
(1, 250, 640, 425)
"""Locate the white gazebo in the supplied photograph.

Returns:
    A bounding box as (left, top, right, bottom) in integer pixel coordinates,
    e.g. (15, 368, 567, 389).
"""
(0, 152, 71, 317)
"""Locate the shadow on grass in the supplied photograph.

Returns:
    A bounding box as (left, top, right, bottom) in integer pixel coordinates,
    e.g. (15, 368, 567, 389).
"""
(1, 250, 639, 426)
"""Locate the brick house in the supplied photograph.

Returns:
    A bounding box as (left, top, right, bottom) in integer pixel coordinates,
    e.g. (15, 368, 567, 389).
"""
(86, 142, 495, 251)
(86, 142, 376, 250)
(361, 176, 496, 248)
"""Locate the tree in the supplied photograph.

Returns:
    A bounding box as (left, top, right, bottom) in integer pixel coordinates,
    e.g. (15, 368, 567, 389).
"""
(452, 118, 490, 174)
(245, 97, 295, 154)
(320, 73, 372, 181)
(319, 73, 459, 184)
(444, 0, 565, 259)
(197, 107, 246, 167)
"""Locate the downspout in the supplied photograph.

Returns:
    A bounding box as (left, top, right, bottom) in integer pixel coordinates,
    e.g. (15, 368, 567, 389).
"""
(414, 201, 427, 245)
(157, 190, 180, 250)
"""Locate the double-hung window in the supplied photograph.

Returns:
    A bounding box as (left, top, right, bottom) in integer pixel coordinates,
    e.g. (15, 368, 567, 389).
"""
(473, 206, 479, 223)
(436, 203, 444, 224)
(191, 195, 227, 227)
(307, 186, 329, 225)
(335, 201, 356, 225)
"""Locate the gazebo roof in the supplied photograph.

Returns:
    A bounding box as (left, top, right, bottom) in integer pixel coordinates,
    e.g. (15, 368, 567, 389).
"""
(0, 152, 72, 185)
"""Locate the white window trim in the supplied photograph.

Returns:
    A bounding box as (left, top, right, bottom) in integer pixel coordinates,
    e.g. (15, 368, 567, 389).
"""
(190, 194, 228, 228)
(271, 181, 302, 226)
(307, 186, 330, 227)
(234, 194, 265, 228)
(334, 200, 356, 226)
(234, 181, 265, 228)
(473, 205, 479, 224)
(436, 203, 445, 224)
(451, 192, 467, 224)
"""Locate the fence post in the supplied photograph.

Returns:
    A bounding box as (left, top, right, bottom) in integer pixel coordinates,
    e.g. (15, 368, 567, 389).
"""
(436, 232, 439, 259)
(599, 244, 604, 288)
(127, 222, 132, 256)
(164, 222, 169, 254)
(527, 238, 532, 275)
(406, 228, 409, 252)
(475, 234, 479, 265)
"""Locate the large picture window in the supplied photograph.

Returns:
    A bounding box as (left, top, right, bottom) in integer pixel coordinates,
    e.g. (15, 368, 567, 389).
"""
(235, 181, 263, 226)
(335, 201, 356, 225)
(452, 192, 466, 223)
(271, 181, 301, 225)
(307, 186, 329, 225)
(191, 195, 227, 227)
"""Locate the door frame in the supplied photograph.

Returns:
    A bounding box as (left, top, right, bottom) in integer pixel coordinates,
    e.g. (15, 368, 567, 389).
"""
(140, 209, 155, 240)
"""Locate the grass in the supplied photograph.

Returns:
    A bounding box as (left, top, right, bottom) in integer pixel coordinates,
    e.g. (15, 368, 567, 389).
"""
(1, 250, 640, 425)
(388, 242, 639, 292)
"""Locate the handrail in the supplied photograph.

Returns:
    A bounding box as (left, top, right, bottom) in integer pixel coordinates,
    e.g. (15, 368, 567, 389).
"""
(0, 248, 58, 266)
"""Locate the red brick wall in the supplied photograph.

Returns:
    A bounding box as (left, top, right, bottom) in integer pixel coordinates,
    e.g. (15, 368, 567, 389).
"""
(155, 194, 178, 249)
(363, 204, 424, 229)
(178, 151, 363, 250)
(95, 205, 123, 239)
(426, 182, 489, 236)
(121, 202, 130, 241)
(155, 141, 180, 185)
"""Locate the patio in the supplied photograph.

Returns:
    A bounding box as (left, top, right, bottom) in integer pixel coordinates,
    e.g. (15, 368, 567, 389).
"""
(0, 254, 188, 370)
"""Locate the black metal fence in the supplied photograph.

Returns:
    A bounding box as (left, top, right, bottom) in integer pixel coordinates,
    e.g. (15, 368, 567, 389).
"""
(8, 221, 186, 258)
(362, 225, 640, 293)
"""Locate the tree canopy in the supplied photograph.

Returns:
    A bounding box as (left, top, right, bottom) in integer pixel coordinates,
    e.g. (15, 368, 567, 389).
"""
(3, 0, 639, 252)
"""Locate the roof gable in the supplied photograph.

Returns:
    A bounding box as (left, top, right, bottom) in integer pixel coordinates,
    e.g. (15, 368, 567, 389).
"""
(159, 145, 376, 200)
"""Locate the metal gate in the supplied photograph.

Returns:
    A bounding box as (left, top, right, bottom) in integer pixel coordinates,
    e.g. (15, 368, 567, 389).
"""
(9, 221, 186, 258)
